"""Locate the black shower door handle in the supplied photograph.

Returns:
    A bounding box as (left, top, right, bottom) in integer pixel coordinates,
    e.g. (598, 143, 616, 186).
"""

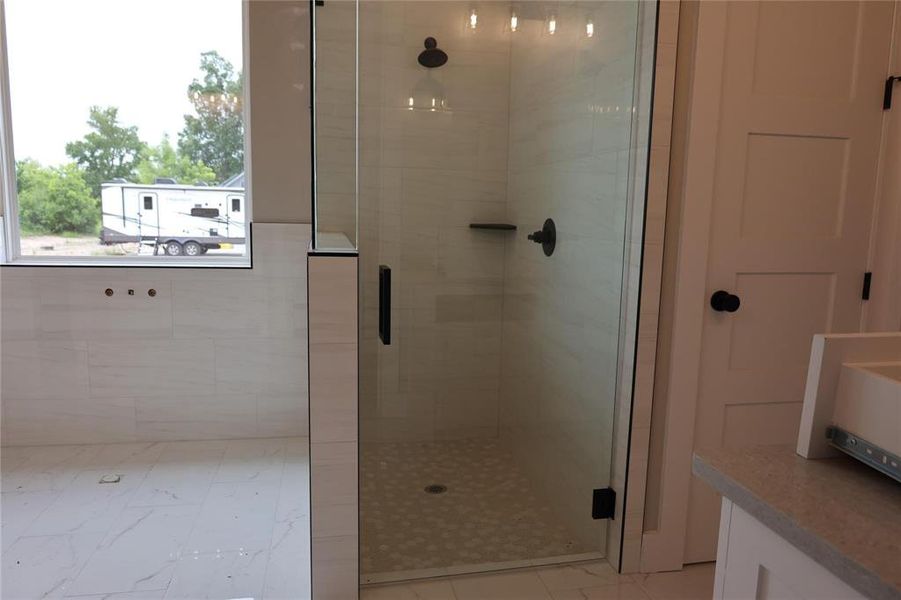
(379, 265, 391, 345)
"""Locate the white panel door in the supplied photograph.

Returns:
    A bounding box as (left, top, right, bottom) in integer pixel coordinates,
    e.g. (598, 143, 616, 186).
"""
(685, 0, 895, 562)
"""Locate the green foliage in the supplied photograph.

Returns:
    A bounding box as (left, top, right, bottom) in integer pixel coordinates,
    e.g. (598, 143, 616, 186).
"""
(16, 160, 99, 235)
(135, 135, 217, 186)
(178, 51, 244, 182)
(65, 106, 144, 196)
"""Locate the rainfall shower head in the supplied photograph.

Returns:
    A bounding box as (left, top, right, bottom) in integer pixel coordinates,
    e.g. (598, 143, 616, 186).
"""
(418, 37, 448, 68)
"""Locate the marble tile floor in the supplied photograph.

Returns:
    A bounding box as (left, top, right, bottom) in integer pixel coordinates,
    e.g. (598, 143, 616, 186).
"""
(362, 561, 717, 600)
(361, 439, 595, 581)
(0, 437, 310, 600)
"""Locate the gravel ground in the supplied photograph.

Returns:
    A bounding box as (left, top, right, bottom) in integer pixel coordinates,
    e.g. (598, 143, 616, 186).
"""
(20, 235, 244, 258)
(21, 235, 138, 257)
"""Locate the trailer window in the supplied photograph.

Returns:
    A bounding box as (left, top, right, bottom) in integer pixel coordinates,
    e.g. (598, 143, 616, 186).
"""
(191, 208, 220, 218)
(0, 0, 250, 266)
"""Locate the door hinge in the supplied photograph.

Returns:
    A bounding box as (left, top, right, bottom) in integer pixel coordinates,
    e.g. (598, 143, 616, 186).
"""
(885, 76, 901, 110)
(862, 272, 872, 301)
(592, 488, 616, 520)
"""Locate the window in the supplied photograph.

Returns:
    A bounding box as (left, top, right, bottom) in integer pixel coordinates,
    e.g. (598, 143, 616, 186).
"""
(190, 207, 220, 218)
(0, 0, 250, 265)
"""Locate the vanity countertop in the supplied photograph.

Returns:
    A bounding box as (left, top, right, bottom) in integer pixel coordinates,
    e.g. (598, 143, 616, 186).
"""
(693, 445, 901, 600)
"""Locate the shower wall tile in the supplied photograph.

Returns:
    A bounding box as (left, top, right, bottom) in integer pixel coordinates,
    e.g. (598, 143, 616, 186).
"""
(1, 340, 90, 401)
(308, 256, 358, 345)
(0, 224, 311, 446)
(1, 396, 137, 446)
(309, 343, 358, 444)
(257, 393, 310, 438)
(135, 393, 258, 442)
(88, 340, 217, 399)
(173, 276, 307, 339)
(0, 275, 39, 340)
(214, 338, 308, 397)
(43, 282, 174, 341)
(311, 535, 359, 600)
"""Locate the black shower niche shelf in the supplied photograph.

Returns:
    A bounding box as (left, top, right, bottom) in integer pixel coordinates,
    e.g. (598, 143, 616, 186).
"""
(469, 223, 517, 231)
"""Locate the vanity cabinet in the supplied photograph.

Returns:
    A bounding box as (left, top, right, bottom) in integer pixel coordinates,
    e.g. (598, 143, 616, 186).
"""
(714, 499, 864, 600)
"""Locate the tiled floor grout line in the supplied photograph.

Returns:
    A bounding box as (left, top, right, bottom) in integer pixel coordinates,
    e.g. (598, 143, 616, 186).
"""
(259, 442, 291, 600)
(157, 442, 224, 598)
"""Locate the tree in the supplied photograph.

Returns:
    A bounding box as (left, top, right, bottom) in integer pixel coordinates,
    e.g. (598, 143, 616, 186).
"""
(17, 160, 99, 234)
(65, 106, 144, 196)
(178, 51, 244, 183)
(135, 135, 217, 186)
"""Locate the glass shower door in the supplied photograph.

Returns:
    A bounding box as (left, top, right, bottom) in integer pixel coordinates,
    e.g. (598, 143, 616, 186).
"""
(345, 0, 648, 582)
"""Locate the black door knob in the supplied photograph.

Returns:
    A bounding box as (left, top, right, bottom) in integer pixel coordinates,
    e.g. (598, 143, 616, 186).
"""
(710, 290, 740, 313)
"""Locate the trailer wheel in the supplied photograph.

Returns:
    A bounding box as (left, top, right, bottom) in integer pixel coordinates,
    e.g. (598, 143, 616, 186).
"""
(164, 241, 183, 256)
(183, 241, 203, 257)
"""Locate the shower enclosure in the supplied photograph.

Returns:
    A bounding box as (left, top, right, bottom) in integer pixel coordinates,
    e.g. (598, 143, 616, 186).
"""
(313, 0, 656, 584)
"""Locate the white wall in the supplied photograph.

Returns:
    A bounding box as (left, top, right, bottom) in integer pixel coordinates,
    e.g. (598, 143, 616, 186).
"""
(1, 223, 310, 446)
(0, 2, 314, 446)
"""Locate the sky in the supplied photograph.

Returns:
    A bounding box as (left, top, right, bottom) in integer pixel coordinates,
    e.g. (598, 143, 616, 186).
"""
(4, 0, 243, 165)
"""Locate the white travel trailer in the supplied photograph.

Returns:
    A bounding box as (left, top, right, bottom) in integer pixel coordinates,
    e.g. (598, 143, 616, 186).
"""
(99, 177, 246, 256)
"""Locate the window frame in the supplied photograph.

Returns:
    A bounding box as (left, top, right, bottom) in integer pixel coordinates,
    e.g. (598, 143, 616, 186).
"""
(0, 0, 252, 268)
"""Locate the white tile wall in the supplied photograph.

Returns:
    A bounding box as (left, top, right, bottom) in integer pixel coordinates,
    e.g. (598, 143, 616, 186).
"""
(308, 254, 360, 600)
(0, 224, 311, 446)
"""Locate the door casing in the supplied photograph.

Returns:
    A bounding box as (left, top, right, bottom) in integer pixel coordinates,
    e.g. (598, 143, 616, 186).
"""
(641, 0, 897, 572)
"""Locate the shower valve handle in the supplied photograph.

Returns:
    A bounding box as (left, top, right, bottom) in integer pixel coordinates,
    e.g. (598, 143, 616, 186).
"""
(528, 218, 556, 257)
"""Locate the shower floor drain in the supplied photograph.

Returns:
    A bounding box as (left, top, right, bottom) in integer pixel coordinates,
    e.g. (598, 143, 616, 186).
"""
(424, 484, 447, 495)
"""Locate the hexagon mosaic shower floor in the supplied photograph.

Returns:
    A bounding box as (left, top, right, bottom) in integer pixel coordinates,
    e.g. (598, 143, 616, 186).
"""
(361, 438, 596, 580)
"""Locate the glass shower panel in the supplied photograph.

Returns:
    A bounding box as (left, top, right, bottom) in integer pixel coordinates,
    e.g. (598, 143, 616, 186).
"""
(343, 0, 646, 582)
(313, 0, 358, 250)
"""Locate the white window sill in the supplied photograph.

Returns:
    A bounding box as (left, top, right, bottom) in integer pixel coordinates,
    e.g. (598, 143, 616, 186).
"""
(0, 255, 252, 269)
